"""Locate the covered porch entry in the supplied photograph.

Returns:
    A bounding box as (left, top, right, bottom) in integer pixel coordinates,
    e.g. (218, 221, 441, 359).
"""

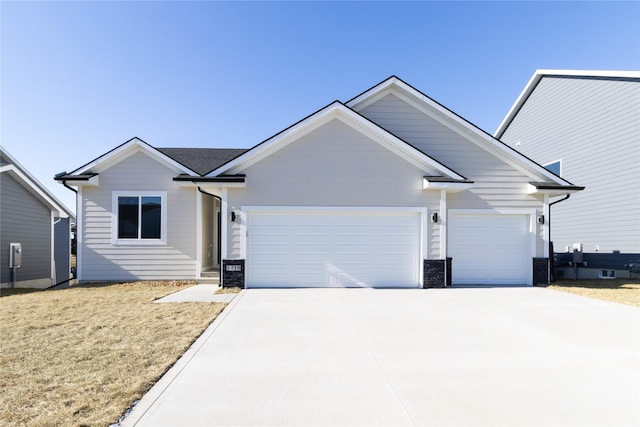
(199, 190, 221, 284)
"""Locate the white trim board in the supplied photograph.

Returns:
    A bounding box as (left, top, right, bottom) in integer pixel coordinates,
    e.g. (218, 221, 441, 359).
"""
(207, 103, 465, 181)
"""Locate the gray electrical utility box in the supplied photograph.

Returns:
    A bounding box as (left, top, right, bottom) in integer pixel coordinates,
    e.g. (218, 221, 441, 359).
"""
(9, 243, 22, 268)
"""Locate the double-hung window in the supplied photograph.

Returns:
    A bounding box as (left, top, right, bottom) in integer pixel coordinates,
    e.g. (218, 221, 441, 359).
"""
(113, 192, 166, 244)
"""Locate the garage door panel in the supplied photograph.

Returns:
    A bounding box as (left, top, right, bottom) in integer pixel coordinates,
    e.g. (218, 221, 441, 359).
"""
(292, 254, 331, 264)
(247, 211, 421, 288)
(251, 253, 289, 264)
(449, 213, 530, 285)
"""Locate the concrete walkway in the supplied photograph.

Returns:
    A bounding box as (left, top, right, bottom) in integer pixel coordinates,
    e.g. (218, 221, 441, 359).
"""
(154, 284, 237, 303)
(124, 287, 640, 426)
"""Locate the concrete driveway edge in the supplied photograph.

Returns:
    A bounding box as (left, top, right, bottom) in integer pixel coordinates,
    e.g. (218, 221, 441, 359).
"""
(120, 290, 247, 427)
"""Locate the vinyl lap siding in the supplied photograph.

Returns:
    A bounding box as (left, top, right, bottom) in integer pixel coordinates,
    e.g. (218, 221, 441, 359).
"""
(500, 77, 640, 253)
(80, 151, 197, 281)
(358, 93, 543, 210)
(0, 173, 52, 285)
(227, 119, 440, 259)
(357, 93, 547, 258)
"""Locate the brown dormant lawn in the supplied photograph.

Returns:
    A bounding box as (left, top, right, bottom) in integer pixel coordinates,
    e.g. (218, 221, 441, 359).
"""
(0, 281, 226, 427)
(548, 278, 640, 307)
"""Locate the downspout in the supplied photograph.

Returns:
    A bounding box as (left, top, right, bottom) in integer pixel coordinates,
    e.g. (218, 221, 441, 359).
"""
(60, 179, 78, 283)
(548, 194, 571, 283)
(62, 181, 78, 195)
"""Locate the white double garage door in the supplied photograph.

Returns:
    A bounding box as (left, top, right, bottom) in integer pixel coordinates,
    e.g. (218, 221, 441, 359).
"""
(245, 209, 532, 288)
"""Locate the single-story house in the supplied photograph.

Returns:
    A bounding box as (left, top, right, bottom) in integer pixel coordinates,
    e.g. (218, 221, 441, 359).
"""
(496, 70, 639, 279)
(56, 76, 583, 288)
(1, 148, 74, 288)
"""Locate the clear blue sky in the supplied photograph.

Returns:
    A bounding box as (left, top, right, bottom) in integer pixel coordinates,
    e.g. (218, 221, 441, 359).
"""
(2, 1, 639, 213)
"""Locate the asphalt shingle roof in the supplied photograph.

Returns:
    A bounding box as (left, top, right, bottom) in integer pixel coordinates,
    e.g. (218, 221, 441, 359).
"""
(157, 148, 248, 176)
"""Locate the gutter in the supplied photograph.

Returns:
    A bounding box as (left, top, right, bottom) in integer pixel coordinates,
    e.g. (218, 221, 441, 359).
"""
(548, 194, 571, 282)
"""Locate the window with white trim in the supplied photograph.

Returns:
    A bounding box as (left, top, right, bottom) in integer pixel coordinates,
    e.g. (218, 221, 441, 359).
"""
(113, 192, 166, 244)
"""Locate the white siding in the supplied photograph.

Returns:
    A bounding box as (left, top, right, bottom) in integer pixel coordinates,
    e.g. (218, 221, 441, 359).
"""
(500, 77, 640, 253)
(80, 151, 197, 281)
(356, 93, 547, 257)
(358, 94, 543, 206)
(226, 119, 440, 259)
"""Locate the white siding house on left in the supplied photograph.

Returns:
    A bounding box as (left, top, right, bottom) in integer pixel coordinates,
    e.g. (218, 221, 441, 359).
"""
(57, 76, 583, 287)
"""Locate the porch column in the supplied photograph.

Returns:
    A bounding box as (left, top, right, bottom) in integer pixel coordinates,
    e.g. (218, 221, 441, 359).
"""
(195, 190, 202, 278)
(440, 189, 447, 260)
(220, 188, 228, 260)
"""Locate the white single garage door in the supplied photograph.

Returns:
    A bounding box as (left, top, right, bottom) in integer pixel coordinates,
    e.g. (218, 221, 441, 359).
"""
(449, 212, 531, 285)
(247, 210, 421, 288)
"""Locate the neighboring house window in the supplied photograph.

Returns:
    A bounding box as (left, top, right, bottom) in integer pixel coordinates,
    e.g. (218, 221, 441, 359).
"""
(544, 160, 562, 176)
(113, 192, 166, 244)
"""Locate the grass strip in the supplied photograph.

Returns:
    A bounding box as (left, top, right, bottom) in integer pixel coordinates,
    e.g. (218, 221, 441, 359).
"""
(549, 279, 640, 307)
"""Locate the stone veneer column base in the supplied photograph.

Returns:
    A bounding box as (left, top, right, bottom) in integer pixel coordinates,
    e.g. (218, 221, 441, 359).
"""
(222, 259, 245, 288)
(533, 258, 549, 286)
(424, 259, 446, 288)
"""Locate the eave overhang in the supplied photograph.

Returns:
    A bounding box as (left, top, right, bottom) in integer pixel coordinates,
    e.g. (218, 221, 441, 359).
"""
(0, 165, 71, 217)
(423, 176, 474, 192)
(527, 182, 585, 195)
(54, 172, 99, 187)
(173, 174, 246, 188)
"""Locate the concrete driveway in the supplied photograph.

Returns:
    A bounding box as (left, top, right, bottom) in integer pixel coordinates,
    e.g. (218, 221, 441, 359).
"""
(122, 287, 640, 426)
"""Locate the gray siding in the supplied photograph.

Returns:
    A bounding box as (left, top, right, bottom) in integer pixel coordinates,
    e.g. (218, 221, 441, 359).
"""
(0, 173, 52, 286)
(227, 118, 441, 258)
(79, 151, 197, 281)
(54, 217, 71, 284)
(500, 76, 640, 253)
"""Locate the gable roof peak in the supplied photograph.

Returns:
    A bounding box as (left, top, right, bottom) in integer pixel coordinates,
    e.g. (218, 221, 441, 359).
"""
(495, 69, 640, 138)
(68, 136, 198, 176)
(347, 75, 577, 187)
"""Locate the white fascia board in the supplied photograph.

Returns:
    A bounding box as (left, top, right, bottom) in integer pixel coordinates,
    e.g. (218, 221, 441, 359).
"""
(207, 101, 464, 180)
(388, 81, 572, 186)
(536, 69, 640, 79)
(346, 77, 398, 110)
(178, 181, 246, 192)
(423, 178, 474, 192)
(206, 102, 342, 177)
(494, 71, 542, 139)
(71, 137, 195, 176)
(348, 77, 573, 187)
(64, 176, 99, 187)
(495, 69, 640, 138)
(337, 107, 464, 178)
(0, 165, 70, 217)
(526, 183, 583, 196)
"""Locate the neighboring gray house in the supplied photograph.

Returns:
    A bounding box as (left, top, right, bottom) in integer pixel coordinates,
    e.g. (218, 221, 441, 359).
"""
(1, 148, 74, 288)
(56, 76, 582, 288)
(496, 70, 640, 279)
